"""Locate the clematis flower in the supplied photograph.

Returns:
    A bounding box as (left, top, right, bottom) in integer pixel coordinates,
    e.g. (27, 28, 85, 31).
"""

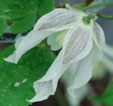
(4, 8, 105, 102)
(61, 45, 113, 106)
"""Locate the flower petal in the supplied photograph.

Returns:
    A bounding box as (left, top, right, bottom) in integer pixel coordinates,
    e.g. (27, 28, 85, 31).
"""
(29, 51, 69, 102)
(34, 8, 85, 31)
(63, 24, 93, 64)
(67, 44, 103, 98)
(65, 85, 88, 106)
(47, 30, 68, 51)
(4, 30, 53, 64)
(28, 79, 59, 102)
(56, 30, 68, 47)
(93, 23, 105, 49)
(47, 32, 62, 51)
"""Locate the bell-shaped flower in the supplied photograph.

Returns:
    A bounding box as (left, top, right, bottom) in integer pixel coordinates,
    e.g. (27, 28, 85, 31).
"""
(4, 8, 105, 102)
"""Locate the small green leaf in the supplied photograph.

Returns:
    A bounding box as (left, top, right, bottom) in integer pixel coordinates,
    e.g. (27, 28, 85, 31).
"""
(0, 44, 56, 106)
(37, 0, 54, 16)
(0, 0, 54, 35)
(10, 14, 36, 34)
(90, 82, 113, 106)
(0, 17, 7, 37)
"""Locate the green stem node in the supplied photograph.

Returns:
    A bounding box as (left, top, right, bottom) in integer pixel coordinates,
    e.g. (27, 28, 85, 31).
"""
(83, 13, 113, 25)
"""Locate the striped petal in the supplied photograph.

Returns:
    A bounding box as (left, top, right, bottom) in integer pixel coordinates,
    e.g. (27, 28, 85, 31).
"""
(4, 30, 53, 64)
(63, 24, 93, 64)
(29, 51, 69, 102)
(34, 8, 85, 32)
(67, 44, 102, 98)
(93, 23, 105, 49)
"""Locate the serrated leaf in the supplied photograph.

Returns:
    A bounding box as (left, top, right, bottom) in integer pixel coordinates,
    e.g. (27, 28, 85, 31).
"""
(0, 44, 55, 106)
(0, 17, 7, 37)
(0, 0, 54, 35)
(90, 82, 113, 106)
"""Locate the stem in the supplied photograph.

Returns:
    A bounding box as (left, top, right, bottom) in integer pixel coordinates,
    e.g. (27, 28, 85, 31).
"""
(83, 13, 97, 25)
(83, 13, 113, 25)
(97, 13, 113, 20)
(86, 13, 97, 21)
(79, 1, 113, 11)
(55, 87, 69, 106)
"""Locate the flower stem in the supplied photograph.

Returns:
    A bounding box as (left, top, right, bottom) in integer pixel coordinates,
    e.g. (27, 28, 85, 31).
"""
(79, 1, 113, 11)
(83, 13, 97, 25)
(83, 12, 113, 25)
(97, 13, 113, 20)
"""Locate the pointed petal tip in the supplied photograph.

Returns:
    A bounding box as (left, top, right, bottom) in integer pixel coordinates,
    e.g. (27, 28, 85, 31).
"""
(4, 58, 17, 64)
(27, 80, 56, 103)
(4, 53, 18, 64)
(27, 96, 46, 103)
(27, 51, 66, 103)
(4, 30, 53, 64)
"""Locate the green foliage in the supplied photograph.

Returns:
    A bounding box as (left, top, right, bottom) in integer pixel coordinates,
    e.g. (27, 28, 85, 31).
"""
(90, 82, 113, 106)
(0, 17, 7, 37)
(37, 0, 54, 16)
(0, 44, 55, 106)
(10, 14, 36, 34)
(0, 0, 54, 36)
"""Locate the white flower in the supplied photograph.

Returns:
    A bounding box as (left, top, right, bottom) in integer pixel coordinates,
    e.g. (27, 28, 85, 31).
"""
(4, 8, 105, 102)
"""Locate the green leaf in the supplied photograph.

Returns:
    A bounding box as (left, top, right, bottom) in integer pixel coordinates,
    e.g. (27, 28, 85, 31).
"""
(6, 0, 37, 34)
(0, 0, 54, 35)
(10, 14, 36, 33)
(0, 0, 8, 15)
(37, 0, 54, 16)
(0, 44, 56, 106)
(0, 17, 7, 37)
(90, 82, 113, 106)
